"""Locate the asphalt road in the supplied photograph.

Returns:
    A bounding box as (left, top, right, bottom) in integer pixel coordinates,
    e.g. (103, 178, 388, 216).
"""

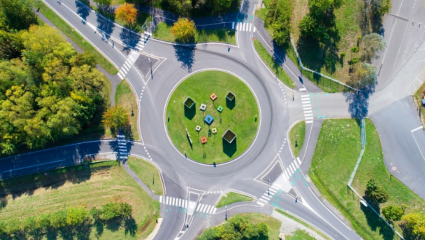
(1, 0, 425, 239)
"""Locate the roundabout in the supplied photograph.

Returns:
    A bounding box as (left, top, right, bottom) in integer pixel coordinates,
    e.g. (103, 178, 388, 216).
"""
(165, 70, 260, 164)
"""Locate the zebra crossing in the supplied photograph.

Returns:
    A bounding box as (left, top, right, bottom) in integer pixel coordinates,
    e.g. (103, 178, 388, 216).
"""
(233, 22, 256, 32)
(135, 32, 152, 51)
(117, 135, 127, 160)
(205, 191, 223, 195)
(284, 157, 301, 179)
(159, 196, 217, 214)
(117, 51, 139, 80)
(301, 94, 313, 124)
(257, 183, 280, 206)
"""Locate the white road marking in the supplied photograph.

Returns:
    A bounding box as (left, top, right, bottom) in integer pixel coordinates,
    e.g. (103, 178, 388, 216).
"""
(159, 196, 162, 203)
(411, 126, 423, 132)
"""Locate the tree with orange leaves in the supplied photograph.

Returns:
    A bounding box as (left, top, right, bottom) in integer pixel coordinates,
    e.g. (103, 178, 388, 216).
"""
(115, 3, 138, 24)
(171, 18, 196, 43)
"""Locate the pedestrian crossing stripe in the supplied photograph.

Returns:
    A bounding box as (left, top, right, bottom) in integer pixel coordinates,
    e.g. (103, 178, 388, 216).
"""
(160, 196, 217, 214)
(234, 22, 256, 32)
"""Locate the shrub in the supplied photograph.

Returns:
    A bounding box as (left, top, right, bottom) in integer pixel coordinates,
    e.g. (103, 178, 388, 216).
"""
(382, 205, 404, 222)
(365, 179, 388, 203)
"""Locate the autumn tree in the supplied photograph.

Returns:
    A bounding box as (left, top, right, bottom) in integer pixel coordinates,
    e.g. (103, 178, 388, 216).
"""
(402, 213, 425, 238)
(102, 106, 129, 133)
(171, 18, 196, 43)
(115, 3, 138, 24)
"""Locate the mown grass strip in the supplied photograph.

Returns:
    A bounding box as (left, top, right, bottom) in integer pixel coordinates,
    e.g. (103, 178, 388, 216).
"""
(253, 39, 295, 89)
(216, 192, 253, 208)
(35, 1, 118, 75)
(127, 156, 164, 195)
(289, 121, 306, 157)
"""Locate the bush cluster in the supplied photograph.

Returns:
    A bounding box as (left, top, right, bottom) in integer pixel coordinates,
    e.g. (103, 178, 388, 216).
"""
(0, 202, 133, 239)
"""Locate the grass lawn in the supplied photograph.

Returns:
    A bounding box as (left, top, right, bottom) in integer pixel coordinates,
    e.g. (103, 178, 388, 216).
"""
(216, 192, 253, 208)
(166, 71, 259, 164)
(275, 209, 331, 240)
(0, 161, 159, 239)
(34, 1, 118, 75)
(287, 229, 316, 240)
(289, 121, 306, 157)
(115, 80, 139, 140)
(309, 118, 425, 240)
(153, 22, 236, 44)
(413, 81, 425, 128)
(253, 39, 295, 89)
(127, 156, 163, 195)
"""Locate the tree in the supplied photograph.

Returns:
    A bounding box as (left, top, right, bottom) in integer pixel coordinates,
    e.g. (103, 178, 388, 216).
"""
(119, 202, 133, 218)
(66, 207, 88, 226)
(382, 205, 403, 223)
(361, 33, 386, 62)
(168, 0, 192, 16)
(115, 3, 138, 24)
(171, 18, 196, 43)
(102, 106, 129, 133)
(365, 179, 388, 203)
(269, 0, 292, 46)
(0, 30, 23, 59)
(402, 213, 425, 238)
(0, 0, 38, 31)
(213, 0, 232, 12)
(308, 0, 342, 13)
(348, 62, 377, 90)
(370, 0, 391, 16)
(101, 202, 122, 220)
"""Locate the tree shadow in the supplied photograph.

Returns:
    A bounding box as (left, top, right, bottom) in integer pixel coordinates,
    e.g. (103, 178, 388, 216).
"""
(124, 218, 137, 236)
(119, 28, 141, 50)
(360, 201, 395, 240)
(96, 6, 115, 41)
(343, 80, 376, 120)
(174, 45, 196, 72)
(184, 104, 196, 120)
(226, 98, 235, 110)
(222, 138, 237, 157)
(75, 0, 90, 22)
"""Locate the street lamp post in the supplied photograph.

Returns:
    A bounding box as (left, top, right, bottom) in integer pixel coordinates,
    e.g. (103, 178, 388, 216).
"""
(148, 57, 152, 79)
(152, 171, 154, 184)
(225, 206, 228, 220)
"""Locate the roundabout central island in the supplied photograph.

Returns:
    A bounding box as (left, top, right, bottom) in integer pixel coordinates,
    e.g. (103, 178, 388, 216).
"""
(165, 71, 260, 164)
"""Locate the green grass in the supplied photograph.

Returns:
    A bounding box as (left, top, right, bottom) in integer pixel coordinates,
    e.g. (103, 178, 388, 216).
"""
(0, 161, 159, 239)
(275, 209, 331, 240)
(166, 71, 259, 164)
(115, 80, 139, 140)
(127, 156, 163, 195)
(287, 229, 316, 240)
(413, 81, 425, 128)
(289, 121, 306, 157)
(237, 213, 282, 239)
(309, 119, 425, 240)
(253, 39, 295, 89)
(153, 22, 236, 44)
(216, 192, 253, 208)
(34, 1, 118, 75)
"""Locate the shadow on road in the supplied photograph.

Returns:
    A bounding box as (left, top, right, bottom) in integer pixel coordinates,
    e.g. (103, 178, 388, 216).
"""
(96, 7, 115, 40)
(343, 82, 376, 121)
(120, 28, 141, 50)
(173, 45, 196, 72)
(75, 0, 90, 21)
